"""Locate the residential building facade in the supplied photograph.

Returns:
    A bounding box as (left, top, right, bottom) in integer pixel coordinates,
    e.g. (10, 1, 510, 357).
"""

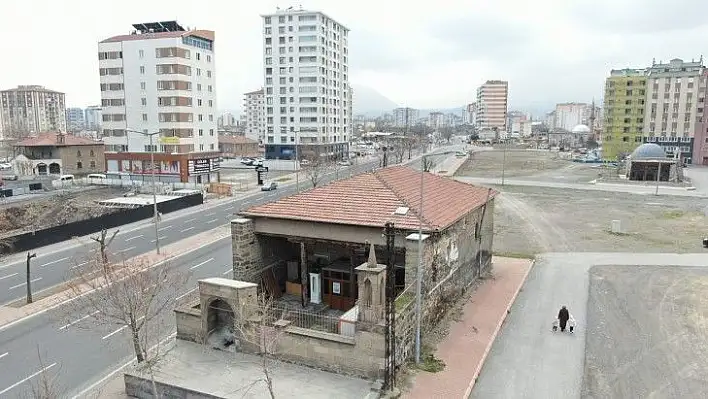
(261, 9, 351, 160)
(462, 103, 476, 126)
(393, 107, 419, 130)
(241, 89, 265, 142)
(218, 112, 237, 128)
(642, 58, 706, 163)
(603, 68, 647, 160)
(98, 21, 220, 183)
(66, 107, 86, 132)
(0, 85, 67, 139)
(475, 80, 508, 138)
(692, 69, 708, 165)
(84, 105, 102, 131)
(553, 102, 591, 132)
(218, 135, 260, 158)
(13, 132, 105, 176)
(427, 112, 444, 129)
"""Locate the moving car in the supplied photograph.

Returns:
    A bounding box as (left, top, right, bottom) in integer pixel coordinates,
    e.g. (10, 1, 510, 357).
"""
(261, 181, 278, 191)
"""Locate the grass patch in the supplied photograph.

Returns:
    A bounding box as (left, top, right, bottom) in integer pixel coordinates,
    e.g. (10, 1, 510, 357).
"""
(493, 251, 534, 259)
(395, 292, 415, 311)
(411, 345, 446, 373)
(275, 176, 292, 182)
(663, 210, 684, 219)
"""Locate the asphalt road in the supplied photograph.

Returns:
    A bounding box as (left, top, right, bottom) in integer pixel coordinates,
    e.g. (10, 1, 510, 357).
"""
(469, 252, 708, 399)
(0, 238, 233, 398)
(0, 160, 378, 305)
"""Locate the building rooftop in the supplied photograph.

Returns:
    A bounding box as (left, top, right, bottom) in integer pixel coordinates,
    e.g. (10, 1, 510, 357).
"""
(630, 143, 667, 160)
(218, 135, 258, 145)
(241, 165, 496, 232)
(1, 85, 64, 94)
(14, 133, 102, 147)
(101, 28, 214, 43)
(244, 88, 264, 96)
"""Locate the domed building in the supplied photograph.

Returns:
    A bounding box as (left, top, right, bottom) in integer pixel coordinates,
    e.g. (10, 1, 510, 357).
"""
(571, 124, 591, 135)
(626, 143, 683, 182)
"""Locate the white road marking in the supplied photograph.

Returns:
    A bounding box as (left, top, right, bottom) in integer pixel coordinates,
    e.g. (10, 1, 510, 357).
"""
(102, 317, 144, 340)
(0, 273, 18, 281)
(158, 225, 172, 232)
(180, 227, 195, 233)
(125, 234, 144, 242)
(225, 206, 235, 210)
(222, 269, 232, 276)
(71, 261, 89, 270)
(118, 246, 136, 253)
(206, 219, 218, 224)
(40, 257, 69, 268)
(149, 237, 166, 243)
(175, 288, 197, 301)
(0, 352, 7, 360)
(59, 310, 100, 331)
(9, 278, 42, 290)
(0, 362, 57, 396)
(190, 258, 214, 270)
(243, 200, 251, 205)
(205, 212, 216, 217)
(184, 218, 197, 223)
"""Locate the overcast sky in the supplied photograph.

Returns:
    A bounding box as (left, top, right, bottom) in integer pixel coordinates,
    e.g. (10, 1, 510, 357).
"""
(2, 0, 708, 115)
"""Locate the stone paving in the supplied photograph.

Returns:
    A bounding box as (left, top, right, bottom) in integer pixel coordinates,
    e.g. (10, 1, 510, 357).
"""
(404, 257, 533, 399)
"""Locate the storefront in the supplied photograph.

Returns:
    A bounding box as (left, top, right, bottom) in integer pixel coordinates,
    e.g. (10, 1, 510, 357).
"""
(105, 151, 221, 183)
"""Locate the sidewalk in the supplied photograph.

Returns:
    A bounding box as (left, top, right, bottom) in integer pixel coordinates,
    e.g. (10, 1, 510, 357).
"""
(403, 256, 534, 399)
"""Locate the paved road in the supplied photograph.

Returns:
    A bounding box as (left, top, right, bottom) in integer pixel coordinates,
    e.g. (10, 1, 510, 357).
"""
(0, 160, 378, 305)
(0, 238, 234, 398)
(456, 176, 707, 197)
(470, 252, 708, 399)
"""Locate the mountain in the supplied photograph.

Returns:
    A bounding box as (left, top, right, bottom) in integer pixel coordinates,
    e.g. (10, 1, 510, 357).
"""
(352, 84, 399, 116)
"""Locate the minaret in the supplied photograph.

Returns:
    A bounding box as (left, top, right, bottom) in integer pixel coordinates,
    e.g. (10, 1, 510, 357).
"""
(589, 99, 596, 135)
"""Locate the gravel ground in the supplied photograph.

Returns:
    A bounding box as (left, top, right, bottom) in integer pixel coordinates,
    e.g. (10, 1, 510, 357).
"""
(457, 149, 573, 179)
(583, 265, 708, 398)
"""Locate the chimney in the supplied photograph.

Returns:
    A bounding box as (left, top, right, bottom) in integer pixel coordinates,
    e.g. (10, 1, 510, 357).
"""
(56, 133, 65, 144)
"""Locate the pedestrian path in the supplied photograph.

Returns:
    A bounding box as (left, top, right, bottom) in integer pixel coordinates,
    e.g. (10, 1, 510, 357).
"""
(404, 257, 533, 399)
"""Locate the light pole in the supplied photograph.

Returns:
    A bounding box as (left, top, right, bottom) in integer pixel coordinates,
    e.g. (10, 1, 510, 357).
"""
(414, 154, 425, 364)
(501, 138, 508, 186)
(127, 129, 161, 254)
(294, 130, 300, 192)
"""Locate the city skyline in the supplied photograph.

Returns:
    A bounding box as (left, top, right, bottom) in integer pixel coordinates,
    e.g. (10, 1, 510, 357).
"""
(3, 0, 707, 114)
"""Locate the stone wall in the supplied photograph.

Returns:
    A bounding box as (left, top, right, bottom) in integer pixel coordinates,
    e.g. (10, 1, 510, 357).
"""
(124, 373, 223, 399)
(174, 303, 201, 342)
(231, 218, 264, 282)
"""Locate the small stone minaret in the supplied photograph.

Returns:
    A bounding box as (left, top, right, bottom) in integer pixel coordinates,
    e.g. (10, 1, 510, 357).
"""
(355, 241, 387, 324)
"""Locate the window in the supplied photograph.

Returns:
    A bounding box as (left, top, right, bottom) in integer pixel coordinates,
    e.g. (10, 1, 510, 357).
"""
(199, 144, 204, 151)
(207, 70, 212, 78)
(207, 55, 211, 62)
(208, 100, 213, 107)
(199, 129, 203, 136)
(196, 53, 200, 61)
(141, 82, 146, 90)
(140, 66, 145, 74)
(139, 49, 144, 59)
(198, 114, 203, 121)
(209, 129, 214, 136)
(141, 98, 147, 106)
(209, 114, 213, 122)
(208, 85, 213, 92)
(264, 16, 271, 24)
(90, 160, 96, 168)
(76, 161, 83, 169)
(89, 150, 95, 157)
(198, 99, 202, 106)
(210, 144, 214, 150)
(142, 113, 148, 121)
(77, 150, 82, 157)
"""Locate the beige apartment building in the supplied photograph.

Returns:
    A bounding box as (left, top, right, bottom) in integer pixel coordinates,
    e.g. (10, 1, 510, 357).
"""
(475, 80, 508, 138)
(0, 85, 67, 139)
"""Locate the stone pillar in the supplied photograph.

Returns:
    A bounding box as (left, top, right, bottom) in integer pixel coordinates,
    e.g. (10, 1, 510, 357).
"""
(404, 233, 430, 288)
(300, 242, 309, 306)
(231, 218, 261, 283)
(355, 242, 387, 324)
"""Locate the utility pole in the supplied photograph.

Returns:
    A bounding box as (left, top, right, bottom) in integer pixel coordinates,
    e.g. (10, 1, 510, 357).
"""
(294, 130, 300, 192)
(501, 138, 508, 186)
(414, 155, 425, 363)
(127, 129, 162, 254)
(26, 252, 36, 304)
(383, 222, 397, 391)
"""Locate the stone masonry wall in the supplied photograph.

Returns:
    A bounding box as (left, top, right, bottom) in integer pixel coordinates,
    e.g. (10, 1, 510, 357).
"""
(231, 218, 264, 283)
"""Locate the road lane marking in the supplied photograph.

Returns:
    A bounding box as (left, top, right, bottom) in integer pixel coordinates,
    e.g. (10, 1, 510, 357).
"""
(190, 258, 214, 270)
(102, 316, 144, 340)
(0, 273, 18, 281)
(180, 227, 195, 233)
(40, 257, 69, 268)
(149, 236, 166, 243)
(9, 278, 42, 290)
(158, 225, 172, 232)
(206, 219, 218, 224)
(243, 200, 251, 204)
(71, 261, 89, 270)
(125, 234, 144, 242)
(205, 212, 216, 217)
(0, 352, 7, 360)
(118, 246, 136, 253)
(225, 206, 235, 210)
(184, 218, 197, 223)
(222, 268, 232, 276)
(0, 362, 57, 396)
(175, 288, 197, 301)
(59, 310, 100, 330)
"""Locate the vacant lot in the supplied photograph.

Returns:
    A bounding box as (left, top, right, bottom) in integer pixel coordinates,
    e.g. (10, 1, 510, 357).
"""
(583, 265, 708, 398)
(492, 184, 708, 256)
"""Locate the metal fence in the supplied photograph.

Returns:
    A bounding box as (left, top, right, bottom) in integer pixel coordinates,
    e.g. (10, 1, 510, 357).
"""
(262, 304, 354, 336)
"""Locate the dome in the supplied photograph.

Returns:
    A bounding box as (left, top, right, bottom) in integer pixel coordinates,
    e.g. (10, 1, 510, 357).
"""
(571, 124, 591, 134)
(630, 143, 666, 160)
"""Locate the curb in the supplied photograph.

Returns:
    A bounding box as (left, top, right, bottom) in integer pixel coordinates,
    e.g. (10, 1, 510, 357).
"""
(462, 257, 536, 399)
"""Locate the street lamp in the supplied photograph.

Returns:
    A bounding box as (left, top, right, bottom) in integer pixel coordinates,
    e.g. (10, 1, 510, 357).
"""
(126, 129, 161, 254)
(293, 130, 300, 192)
(414, 154, 425, 364)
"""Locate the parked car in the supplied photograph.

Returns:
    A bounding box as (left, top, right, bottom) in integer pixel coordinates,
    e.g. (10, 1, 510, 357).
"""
(301, 159, 311, 166)
(337, 160, 352, 166)
(0, 163, 12, 170)
(241, 158, 254, 166)
(261, 181, 278, 191)
(1, 174, 18, 181)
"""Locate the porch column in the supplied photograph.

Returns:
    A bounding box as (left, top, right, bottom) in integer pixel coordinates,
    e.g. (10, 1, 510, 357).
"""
(300, 242, 309, 307)
(231, 218, 261, 283)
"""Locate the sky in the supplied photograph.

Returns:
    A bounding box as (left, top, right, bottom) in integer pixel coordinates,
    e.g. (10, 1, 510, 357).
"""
(2, 0, 708, 116)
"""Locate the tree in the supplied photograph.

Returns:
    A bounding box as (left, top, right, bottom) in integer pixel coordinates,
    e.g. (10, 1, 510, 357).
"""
(440, 127, 454, 143)
(91, 228, 119, 267)
(422, 157, 435, 172)
(586, 137, 599, 149)
(28, 347, 61, 399)
(66, 256, 186, 364)
(26, 252, 36, 304)
(301, 152, 328, 188)
(404, 137, 416, 160)
(391, 138, 406, 164)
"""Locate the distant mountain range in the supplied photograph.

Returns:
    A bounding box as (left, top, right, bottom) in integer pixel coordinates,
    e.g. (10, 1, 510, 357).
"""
(352, 84, 468, 119)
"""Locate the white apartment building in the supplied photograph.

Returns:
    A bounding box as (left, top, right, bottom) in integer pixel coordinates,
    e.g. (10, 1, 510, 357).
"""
(553, 102, 590, 131)
(427, 112, 444, 129)
(261, 8, 351, 160)
(643, 58, 706, 162)
(98, 21, 219, 183)
(393, 107, 419, 129)
(475, 80, 508, 137)
(84, 105, 102, 131)
(0, 85, 67, 138)
(218, 112, 237, 128)
(462, 103, 476, 126)
(241, 89, 266, 142)
(66, 107, 85, 132)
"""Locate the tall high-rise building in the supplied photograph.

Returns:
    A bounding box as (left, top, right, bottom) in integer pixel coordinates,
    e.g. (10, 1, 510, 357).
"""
(393, 107, 419, 130)
(98, 21, 220, 183)
(603, 68, 647, 161)
(261, 8, 351, 160)
(218, 112, 237, 128)
(241, 89, 265, 142)
(66, 107, 86, 132)
(84, 105, 102, 131)
(475, 80, 508, 137)
(462, 103, 476, 126)
(0, 85, 67, 138)
(693, 69, 708, 164)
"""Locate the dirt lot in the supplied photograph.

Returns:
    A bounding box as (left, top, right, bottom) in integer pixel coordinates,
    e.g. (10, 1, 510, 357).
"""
(583, 265, 708, 398)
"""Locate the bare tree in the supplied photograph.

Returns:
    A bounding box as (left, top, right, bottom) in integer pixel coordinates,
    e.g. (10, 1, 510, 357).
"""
(66, 255, 186, 364)
(301, 153, 328, 188)
(404, 137, 416, 160)
(422, 157, 436, 172)
(440, 127, 454, 143)
(27, 347, 61, 399)
(391, 138, 406, 164)
(91, 228, 119, 267)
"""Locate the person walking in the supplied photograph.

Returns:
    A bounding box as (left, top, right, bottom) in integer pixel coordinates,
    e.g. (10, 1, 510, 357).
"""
(568, 314, 576, 333)
(558, 306, 570, 332)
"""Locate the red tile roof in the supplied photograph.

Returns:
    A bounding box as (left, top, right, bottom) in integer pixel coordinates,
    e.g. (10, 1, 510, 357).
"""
(241, 165, 497, 232)
(14, 133, 102, 147)
(218, 135, 258, 145)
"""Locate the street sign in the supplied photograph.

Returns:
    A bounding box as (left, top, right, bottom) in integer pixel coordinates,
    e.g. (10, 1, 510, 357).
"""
(160, 137, 180, 145)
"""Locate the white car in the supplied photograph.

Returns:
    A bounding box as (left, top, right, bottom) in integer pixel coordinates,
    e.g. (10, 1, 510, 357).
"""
(261, 181, 278, 191)
(337, 160, 352, 166)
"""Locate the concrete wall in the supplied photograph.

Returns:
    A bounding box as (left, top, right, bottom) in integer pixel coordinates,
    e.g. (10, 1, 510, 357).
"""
(124, 373, 223, 399)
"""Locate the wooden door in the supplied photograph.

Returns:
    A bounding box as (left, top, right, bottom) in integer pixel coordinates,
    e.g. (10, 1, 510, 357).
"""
(327, 278, 347, 311)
